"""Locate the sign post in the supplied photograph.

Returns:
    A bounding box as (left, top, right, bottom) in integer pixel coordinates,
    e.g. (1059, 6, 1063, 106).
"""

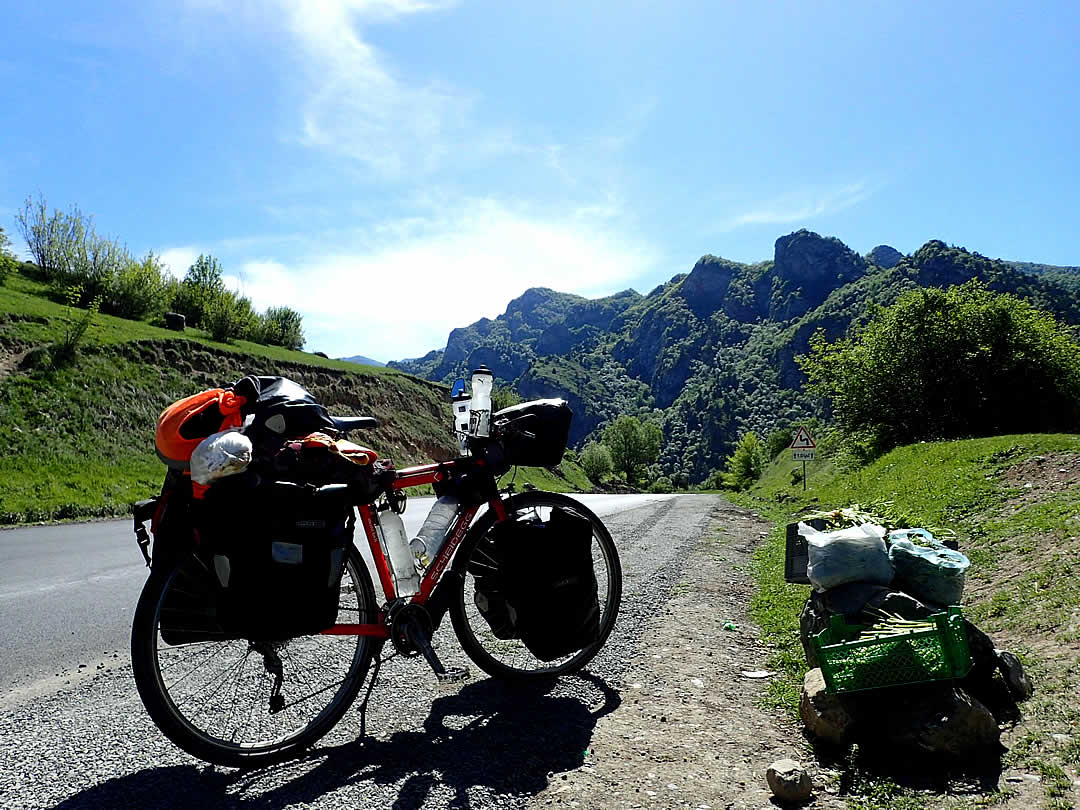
(790, 426, 816, 491)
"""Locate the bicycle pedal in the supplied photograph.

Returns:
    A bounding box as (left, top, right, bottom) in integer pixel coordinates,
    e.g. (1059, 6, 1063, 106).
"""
(436, 666, 470, 684)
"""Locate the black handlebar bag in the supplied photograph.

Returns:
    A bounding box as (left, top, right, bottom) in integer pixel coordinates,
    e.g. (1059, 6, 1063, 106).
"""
(192, 476, 353, 641)
(487, 507, 600, 661)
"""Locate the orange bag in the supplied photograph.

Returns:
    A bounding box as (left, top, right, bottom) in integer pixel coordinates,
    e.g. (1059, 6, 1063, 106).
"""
(155, 388, 247, 471)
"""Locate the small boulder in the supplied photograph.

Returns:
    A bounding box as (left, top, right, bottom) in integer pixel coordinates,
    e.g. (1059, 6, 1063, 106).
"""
(164, 311, 186, 331)
(887, 687, 1001, 759)
(766, 758, 813, 803)
(800, 668, 854, 745)
(996, 650, 1034, 701)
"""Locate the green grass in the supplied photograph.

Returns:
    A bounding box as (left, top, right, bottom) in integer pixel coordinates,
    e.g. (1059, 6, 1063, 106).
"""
(0, 273, 399, 374)
(733, 433, 1080, 808)
(0, 275, 593, 522)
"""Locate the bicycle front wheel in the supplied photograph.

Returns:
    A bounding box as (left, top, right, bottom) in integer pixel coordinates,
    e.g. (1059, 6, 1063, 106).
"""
(449, 491, 622, 680)
(130, 544, 377, 767)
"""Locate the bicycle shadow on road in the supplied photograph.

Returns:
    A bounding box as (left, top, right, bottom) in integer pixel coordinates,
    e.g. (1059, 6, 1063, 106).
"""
(243, 670, 622, 809)
(51, 671, 621, 810)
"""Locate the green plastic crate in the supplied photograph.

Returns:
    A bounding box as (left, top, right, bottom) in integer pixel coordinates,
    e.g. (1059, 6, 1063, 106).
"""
(812, 606, 972, 694)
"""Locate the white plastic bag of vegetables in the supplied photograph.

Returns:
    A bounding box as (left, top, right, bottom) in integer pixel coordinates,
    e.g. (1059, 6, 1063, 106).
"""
(801, 521, 894, 591)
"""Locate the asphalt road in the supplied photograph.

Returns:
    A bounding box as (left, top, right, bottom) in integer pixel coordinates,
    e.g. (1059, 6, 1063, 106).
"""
(0, 493, 722, 810)
(0, 494, 674, 699)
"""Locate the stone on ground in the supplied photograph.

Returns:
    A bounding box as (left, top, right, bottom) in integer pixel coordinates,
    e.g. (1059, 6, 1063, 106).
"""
(766, 758, 813, 803)
(799, 668, 853, 745)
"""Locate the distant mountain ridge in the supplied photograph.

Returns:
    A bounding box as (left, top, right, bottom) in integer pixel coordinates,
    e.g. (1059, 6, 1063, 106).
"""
(390, 230, 1080, 483)
(341, 355, 385, 367)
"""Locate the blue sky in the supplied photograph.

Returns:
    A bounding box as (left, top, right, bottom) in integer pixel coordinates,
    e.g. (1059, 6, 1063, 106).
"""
(2, 0, 1078, 360)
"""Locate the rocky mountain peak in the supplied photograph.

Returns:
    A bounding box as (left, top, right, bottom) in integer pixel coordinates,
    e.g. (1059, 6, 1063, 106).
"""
(767, 230, 869, 319)
(773, 230, 868, 285)
(678, 255, 740, 318)
(867, 244, 903, 268)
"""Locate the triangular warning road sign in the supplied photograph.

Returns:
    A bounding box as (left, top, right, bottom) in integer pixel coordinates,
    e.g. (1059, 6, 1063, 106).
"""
(790, 426, 816, 449)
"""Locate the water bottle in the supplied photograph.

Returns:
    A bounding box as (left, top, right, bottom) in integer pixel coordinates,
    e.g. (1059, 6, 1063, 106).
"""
(410, 496, 462, 570)
(469, 366, 493, 438)
(452, 392, 471, 455)
(375, 509, 420, 596)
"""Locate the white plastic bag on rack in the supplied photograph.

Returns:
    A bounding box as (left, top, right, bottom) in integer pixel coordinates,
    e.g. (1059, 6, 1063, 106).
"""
(190, 429, 253, 485)
(801, 521, 893, 591)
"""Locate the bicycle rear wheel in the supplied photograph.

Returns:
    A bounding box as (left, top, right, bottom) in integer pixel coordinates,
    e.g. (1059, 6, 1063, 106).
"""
(131, 544, 377, 767)
(449, 491, 622, 680)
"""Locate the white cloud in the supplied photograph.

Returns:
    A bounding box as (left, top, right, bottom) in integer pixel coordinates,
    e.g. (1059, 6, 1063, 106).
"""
(158, 246, 201, 278)
(721, 182, 872, 231)
(232, 200, 656, 360)
(182, 0, 579, 181)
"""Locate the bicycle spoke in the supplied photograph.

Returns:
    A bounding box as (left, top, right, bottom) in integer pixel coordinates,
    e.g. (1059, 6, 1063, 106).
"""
(135, 545, 379, 763)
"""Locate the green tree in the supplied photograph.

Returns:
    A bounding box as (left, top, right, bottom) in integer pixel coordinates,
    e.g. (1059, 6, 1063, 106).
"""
(0, 226, 16, 285)
(580, 441, 614, 483)
(15, 195, 99, 290)
(492, 386, 523, 413)
(260, 305, 306, 350)
(799, 281, 1080, 457)
(105, 251, 171, 319)
(765, 426, 795, 460)
(725, 431, 764, 490)
(602, 415, 662, 486)
(204, 293, 258, 343)
(172, 254, 225, 327)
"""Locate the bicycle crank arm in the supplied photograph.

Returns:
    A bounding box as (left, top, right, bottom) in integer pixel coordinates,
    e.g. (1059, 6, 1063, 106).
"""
(403, 615, 469, 684)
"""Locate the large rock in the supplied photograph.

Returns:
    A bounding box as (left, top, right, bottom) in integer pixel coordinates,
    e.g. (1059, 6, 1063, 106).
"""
(879, 686, 1001, 759)
(766, 758, 813, 803)
(800, 668, 854, 745)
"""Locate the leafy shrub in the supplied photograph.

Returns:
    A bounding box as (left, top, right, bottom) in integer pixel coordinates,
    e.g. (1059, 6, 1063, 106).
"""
(766, 426, 795, 460)
(258, 306, 305, 350)
(0, 226, 17, 286)
(170, 254, 224, 328)
(203, 293, 255, 343)
(52, 285, 101, 367)
(580, 441, 614, 483)
(105, 251, 172, 320)
(725, 431, 764, 490)
(703, 469, 725, 490)
(800, 281, 1080, 457)
(648, 475, 673, 493)
(492, 386, 523, 413)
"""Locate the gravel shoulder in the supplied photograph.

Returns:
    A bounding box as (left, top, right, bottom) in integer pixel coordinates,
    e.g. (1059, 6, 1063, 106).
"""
(528, 499, 845, 810)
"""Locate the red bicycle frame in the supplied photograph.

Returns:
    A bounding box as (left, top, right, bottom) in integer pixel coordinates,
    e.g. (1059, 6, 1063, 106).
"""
(319, 459, 509, 639)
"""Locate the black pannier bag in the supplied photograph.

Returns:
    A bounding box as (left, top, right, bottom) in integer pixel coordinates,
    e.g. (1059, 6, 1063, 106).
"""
(468, 535, 519, 640)
(238, 376, 338, 453)
(191, 475, 353, 641)
(492, 399, 572, 467)
(483, 507, 601, 661)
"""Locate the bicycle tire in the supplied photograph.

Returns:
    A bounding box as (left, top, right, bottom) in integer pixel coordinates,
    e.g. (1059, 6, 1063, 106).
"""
(131, 544, 378, 768)
(449, 491, 622, 680)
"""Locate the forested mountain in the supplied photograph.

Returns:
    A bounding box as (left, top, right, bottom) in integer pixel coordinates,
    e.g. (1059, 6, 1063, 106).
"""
(389, 230, 1080, 483)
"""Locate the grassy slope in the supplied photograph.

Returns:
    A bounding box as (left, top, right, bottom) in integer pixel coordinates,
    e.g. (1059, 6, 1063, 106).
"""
(734, 434, 1080, 809)
(0, 275, 591, 523)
